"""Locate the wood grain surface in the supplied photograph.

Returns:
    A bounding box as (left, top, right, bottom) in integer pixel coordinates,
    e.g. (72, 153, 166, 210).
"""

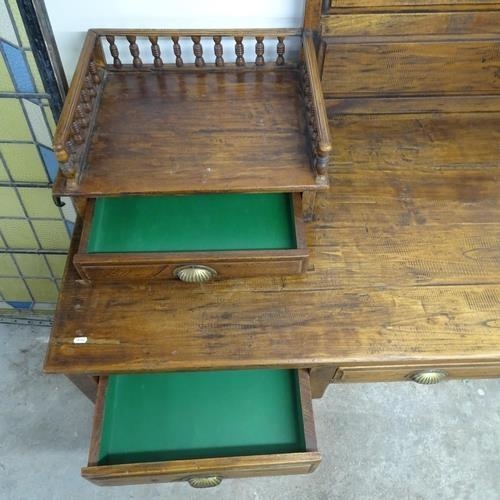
(322, 40, 500, 98)
(56, 69, 324, 196)
(82, 452, 321, 486)
(328, 0, 500, 12)
(45, 110, 500, 375)
(320, 7, 500, 101)
(322, 12, 500, 38)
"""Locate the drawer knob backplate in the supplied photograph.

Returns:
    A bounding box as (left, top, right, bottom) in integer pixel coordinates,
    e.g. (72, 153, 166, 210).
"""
(173, 265, 217, 283)
(409, 369, 448, 385)
(187, 476, 222, 488)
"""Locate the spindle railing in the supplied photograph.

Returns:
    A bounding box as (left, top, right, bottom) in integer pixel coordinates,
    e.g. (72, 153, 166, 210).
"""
(54, 31, 105, 185)
(94, 29, 301, 69)
(301, 36, 331, 185)
(53, 29, 330, 188)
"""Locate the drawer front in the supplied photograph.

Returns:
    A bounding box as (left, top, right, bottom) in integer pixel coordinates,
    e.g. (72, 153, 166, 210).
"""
(82, 369, 320, 487)
(74, 193, 307, 282)
(321, 11, 500, 99)
(73, 253, 307, 282)
(81, 454, 320, 487)
(334, 363, 500, 383)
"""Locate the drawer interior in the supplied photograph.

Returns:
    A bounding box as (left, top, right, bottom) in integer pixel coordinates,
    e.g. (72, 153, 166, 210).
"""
(87, 193, 298, 253)
(97, 369, 307, 466)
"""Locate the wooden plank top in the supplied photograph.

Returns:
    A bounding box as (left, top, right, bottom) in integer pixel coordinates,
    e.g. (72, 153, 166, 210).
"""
(45, 111, 500, 375)
(56, 69, 321, 197)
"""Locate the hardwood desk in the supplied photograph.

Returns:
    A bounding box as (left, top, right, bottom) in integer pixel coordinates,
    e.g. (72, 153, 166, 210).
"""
(44, 8, 500, 486)
(44, 0, 500, 487)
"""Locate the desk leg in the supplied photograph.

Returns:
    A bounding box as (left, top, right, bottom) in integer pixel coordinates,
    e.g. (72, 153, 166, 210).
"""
(309, 366, 337, 398)
(66, 374, 99, 403)
(302, 191, 317, 222)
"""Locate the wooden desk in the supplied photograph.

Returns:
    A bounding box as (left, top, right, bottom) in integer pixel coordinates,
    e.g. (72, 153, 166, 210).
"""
(45, 110, 500, 394)
(44, 2, 500, 485)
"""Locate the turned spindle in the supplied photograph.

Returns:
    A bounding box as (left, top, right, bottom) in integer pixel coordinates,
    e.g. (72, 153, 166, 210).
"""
(192, 36, 205, 67)
(302, 67, 311, 94)
(316, 155, 329, 176)
(106, 35, 122, 68)
(126, 35, 143, 68)
(61, 140, 76, 178)
(234, 36, 245, 66)
(276, 36, 285, 65)
(255, 36, 265, 66)
(149, 36, 163, 68)
(300, 65, 330, 177)
(60, 160, 76, 179)
(85, 74, 96, 97)
(75, 104, 89, 129)
(54, 143, 68, 164)
(172, 36, 183, 67)
(79, 89, 92, 114)
(88, 60, 100, 84)
(70, 122, 83, 145)
(213, 36, 224, 67)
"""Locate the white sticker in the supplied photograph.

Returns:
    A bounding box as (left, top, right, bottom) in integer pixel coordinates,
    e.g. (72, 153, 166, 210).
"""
(73, 336, 88, 344)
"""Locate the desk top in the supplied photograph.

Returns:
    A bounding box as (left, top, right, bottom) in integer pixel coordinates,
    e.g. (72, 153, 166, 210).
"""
(45, 111, 500, 375)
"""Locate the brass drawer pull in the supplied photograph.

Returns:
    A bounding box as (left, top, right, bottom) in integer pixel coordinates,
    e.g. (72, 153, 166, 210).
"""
(409, 369, 448, 385)
(187, 476, 222, 488)
(173, 265, 217, 283)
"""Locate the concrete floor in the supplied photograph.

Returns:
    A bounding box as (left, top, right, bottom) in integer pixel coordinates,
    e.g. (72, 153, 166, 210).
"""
(1, 322, 500, 500)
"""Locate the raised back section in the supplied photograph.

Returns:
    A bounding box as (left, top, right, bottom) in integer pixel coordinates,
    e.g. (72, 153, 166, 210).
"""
(320, 1, 500, 114)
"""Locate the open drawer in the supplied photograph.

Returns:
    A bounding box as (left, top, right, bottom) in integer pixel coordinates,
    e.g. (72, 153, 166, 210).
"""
(74, 192, 308, 282)
(82, 369, 320, 487)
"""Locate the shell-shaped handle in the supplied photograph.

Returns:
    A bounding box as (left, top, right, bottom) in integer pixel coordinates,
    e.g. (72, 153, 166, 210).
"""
(173, 265, 217, 283)
(188, 476, 222, 488)
(409, 370, 448, 385)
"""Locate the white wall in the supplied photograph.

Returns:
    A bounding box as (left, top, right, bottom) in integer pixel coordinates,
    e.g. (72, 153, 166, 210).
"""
(44, 0, 306, 81)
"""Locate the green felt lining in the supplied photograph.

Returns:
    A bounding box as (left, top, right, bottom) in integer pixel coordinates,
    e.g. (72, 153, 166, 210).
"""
(98, 370, 306, 465)
(87, 193, 297, 253)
